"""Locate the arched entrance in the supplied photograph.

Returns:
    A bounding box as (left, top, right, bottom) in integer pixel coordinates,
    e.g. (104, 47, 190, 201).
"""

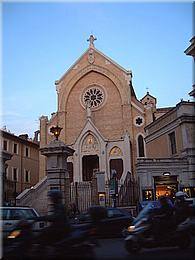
(82, 155, 99, 181)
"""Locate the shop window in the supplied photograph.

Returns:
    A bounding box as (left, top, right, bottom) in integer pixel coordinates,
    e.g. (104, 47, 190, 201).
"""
(183, 187, 195, 198)
(142, 190, 153, 201)
(138, 135, 145, 157)
(169, 132, 177, 154)
(110, 159, 123, 179)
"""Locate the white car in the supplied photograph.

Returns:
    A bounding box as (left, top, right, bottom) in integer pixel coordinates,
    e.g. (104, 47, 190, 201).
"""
(1, 207, 46, 238)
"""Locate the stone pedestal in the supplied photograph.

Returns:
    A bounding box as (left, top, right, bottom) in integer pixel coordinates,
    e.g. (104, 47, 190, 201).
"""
(40, 139, 74, 213)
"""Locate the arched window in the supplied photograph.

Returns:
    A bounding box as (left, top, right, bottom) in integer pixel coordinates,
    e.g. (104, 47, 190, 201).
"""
(138, 135, 145, 157)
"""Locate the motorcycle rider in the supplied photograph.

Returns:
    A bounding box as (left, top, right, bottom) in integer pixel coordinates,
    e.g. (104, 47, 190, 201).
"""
(174, 191, 191, 225)
(34, 189, 71, 245)
(150, 196, 174, 239)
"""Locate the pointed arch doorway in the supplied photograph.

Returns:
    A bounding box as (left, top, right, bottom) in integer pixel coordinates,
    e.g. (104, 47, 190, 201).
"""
(82, 155, 99, 181)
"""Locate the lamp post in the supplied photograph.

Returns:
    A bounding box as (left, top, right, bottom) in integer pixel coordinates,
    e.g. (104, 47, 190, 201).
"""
(50, 125, 63, 140)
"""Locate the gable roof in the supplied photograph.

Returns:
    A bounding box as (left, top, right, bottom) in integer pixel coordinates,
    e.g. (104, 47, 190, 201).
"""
(55, 46, 132, 85)
(140, 91, 157, 102)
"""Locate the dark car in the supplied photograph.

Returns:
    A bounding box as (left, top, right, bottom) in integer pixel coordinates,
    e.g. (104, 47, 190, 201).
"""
(71, 206, 134, 238)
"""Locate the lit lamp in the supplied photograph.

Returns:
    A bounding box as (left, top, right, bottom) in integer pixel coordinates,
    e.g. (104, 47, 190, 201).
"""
(50, 125, 62, 140)
(163, 172, 170, 176)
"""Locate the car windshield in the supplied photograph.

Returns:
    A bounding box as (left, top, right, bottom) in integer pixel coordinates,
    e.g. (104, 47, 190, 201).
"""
(9, 209, 38, 220)
(133, 201, 160, 224)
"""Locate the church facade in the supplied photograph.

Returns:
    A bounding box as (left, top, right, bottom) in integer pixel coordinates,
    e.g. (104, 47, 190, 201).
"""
(39, 35, 168, 196)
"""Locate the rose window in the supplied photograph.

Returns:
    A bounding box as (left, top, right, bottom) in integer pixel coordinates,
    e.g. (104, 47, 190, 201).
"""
(83, 87, 104, 108)
(134, 116, 144, 127)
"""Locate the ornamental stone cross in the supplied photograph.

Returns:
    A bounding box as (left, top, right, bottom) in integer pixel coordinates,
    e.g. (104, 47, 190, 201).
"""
(87, 34, 97, 47)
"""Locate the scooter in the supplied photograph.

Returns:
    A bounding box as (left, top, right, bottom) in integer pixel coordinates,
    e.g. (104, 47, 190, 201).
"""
(3, 220, 97, 259)
(124, 201, 191, 254)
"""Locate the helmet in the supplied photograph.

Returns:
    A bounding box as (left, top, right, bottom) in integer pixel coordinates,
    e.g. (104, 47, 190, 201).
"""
(48, 189, 62, 200)
(175, 191, 186, 198)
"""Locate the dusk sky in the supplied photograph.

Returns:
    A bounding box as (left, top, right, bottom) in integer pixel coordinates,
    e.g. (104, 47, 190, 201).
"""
(2, 1, 193, 138)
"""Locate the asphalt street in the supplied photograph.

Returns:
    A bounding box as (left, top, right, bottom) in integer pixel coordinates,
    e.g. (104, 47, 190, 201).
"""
(95, 237, 195, 260)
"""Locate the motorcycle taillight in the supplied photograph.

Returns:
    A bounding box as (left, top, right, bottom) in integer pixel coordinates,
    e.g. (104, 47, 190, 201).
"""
(89, 228, 97, 236)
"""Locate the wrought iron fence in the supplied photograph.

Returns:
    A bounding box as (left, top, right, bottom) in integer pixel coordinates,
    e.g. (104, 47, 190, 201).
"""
(70, 174, 139, 213)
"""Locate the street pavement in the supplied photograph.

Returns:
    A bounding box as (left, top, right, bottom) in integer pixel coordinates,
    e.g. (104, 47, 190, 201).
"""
(95, 237, 195, 260)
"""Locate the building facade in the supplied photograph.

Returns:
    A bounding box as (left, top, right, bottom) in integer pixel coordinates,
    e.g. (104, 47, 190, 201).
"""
(137, 101, 195, 201)
(137, 36, 195, 201)
(1, 129, 39, 205)
(39, 35, 169, 203)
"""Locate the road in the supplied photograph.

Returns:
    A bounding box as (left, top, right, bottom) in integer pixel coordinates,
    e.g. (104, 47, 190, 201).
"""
(95, 237, 195, 260)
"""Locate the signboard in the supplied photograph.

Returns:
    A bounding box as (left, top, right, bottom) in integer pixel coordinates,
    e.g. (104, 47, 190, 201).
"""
(96, 171, 105, 192)
(98, 193, 106, 206)
(109, 178, 118, 195)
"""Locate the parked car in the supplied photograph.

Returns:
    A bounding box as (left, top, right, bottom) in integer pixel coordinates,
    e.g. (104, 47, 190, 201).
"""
(1, 207, 46, 238)
(71, 206, 134, 238)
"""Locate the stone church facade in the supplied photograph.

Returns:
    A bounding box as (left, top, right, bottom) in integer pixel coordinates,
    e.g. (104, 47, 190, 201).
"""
(39, 35, 168, 193)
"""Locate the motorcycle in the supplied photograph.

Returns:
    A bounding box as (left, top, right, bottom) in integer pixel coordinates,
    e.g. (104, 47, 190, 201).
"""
(3, 219, 97, 259)
(123, 201, 191, 254)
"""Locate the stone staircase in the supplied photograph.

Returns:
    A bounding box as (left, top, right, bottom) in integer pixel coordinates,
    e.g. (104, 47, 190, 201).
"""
(16, 176, 48, 215)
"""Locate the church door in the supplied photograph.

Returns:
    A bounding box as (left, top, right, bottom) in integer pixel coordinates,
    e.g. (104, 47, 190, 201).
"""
(82, 155, 99, 181)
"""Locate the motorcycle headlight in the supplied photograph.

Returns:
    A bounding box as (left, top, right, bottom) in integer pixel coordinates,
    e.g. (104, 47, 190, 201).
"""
(127, 225, 135, 232)
(7, 230, 22, 239)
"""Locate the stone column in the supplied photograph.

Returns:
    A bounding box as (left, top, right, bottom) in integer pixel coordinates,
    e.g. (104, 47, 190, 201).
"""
(40, 139, 74, 214)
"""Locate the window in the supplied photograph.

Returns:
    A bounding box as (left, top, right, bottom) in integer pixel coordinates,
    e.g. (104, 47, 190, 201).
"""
(12, 168, 18, 181)
(107, 208, 123, 218)
(13, 143, 18, 154)
(25, 147, 29, 157)
(24, 170, 30, 183)
(4, 166, 8, 179)
(3, 140, 8, 151)
(138, 135, 145, 157)
(142, 190, 153, 201)
(169, 132, 177, 154)
(82, 86, 105, 109)
(67, 162, 73, 183)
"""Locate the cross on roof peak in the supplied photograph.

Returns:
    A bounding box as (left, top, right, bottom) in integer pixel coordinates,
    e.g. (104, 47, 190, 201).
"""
(87, 34, 97, 48)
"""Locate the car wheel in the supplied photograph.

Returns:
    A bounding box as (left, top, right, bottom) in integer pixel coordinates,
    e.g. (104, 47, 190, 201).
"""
(125, 239, 141, 254)
(177, 232, 191, 249)
(122, 228, 128, 237)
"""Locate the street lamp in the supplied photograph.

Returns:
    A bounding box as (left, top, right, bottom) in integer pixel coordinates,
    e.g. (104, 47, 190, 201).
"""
(50, 125, 63, 140)
(163, 172, 171, 176)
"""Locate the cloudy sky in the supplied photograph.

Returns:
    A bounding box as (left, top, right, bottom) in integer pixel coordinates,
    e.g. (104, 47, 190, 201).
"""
(2, 1, 193, 137)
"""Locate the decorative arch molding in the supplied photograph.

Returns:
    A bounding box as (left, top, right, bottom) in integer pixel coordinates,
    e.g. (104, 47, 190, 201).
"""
(109, 146, 123, 157)
(136, 133, 146, 158)
(81, 133, 100, 154)
(59, 64, 129, 111)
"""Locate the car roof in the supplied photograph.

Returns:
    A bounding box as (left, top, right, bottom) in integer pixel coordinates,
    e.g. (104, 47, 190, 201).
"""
(0, 207, 36, 210)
